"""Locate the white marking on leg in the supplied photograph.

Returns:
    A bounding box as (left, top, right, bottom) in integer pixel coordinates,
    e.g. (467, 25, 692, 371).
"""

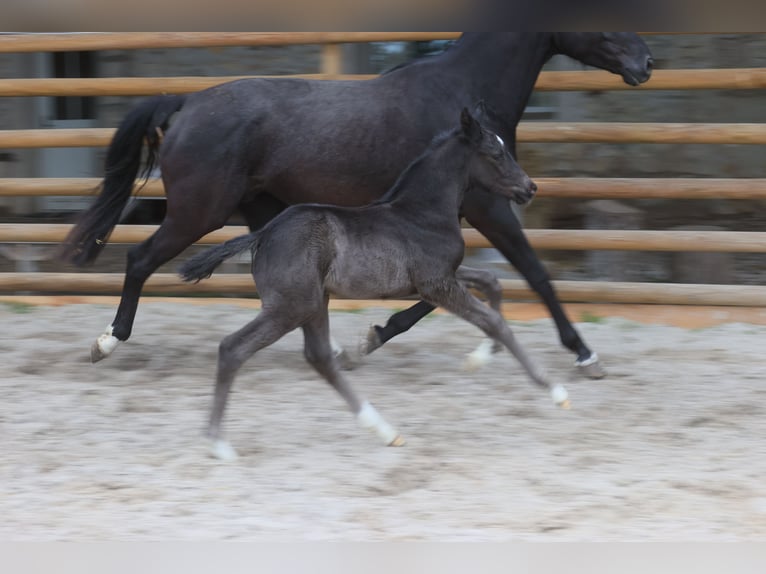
(357, 401, 403, 446)
(330, 336, 344, 358)
(575, 352, 599, 367)
(463, 338, 494, 371)
(550, 384, 571, 409)
(209, 438, 239, 462)
(96, 325, 120, 357)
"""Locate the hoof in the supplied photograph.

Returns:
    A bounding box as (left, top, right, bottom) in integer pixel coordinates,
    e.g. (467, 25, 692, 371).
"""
(575, 352, 606, 379)
(334, 348, 358, 371)
(90, 341, 108, 363)
(462, 339, 494, 372)
(362, 325, 383, 356)
(551, 384, 571, 409)
(209, 439, 239, 462)
(91, 327, 120, 363)
(388, 435, 406, 447)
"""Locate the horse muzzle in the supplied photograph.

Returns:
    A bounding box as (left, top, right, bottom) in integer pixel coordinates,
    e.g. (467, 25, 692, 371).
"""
(622, 56, 654, 86)
(511, 179, 537, 205)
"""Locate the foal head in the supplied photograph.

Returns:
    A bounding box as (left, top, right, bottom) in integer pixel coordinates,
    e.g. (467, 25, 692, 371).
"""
(460, 108, 537, 205)
(553, 32, 653, 86)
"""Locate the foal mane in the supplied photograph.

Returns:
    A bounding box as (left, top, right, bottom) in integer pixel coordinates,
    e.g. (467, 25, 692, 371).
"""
(371, 127, 462, 205)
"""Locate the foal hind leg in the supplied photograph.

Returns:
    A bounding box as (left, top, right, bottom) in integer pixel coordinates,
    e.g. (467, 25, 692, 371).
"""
(303, 302, 404, 446)
(422, 280, 570, 409)
(207, 308, 303, 461)
(455, 265, 506, 371)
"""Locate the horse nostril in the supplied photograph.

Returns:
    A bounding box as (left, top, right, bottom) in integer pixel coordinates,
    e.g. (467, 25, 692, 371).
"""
(529, 181, 538, 193)
(646, 57, 654, 71)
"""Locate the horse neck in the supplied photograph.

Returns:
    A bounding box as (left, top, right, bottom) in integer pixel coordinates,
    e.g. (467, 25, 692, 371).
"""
(437, 33, 556, 131)
(385, 138, 468, 220)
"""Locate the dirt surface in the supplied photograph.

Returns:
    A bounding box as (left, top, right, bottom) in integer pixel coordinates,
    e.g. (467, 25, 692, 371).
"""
(2, 301, 766, 540)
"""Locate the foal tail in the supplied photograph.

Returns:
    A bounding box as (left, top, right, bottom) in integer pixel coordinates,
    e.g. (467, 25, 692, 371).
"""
(179, 232, 261, 283)
(59, 94, 186, 266)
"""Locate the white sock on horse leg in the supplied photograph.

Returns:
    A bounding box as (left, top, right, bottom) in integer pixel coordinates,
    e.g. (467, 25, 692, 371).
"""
(463, 338, 495, 371)
(330, 336, 344, 358)
(357, 401, 404, 446)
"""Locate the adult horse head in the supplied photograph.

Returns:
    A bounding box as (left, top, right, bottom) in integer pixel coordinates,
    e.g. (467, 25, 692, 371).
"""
(553, 32, 653, 86)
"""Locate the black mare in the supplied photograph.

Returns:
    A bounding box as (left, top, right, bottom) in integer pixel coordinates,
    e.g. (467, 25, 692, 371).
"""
(179, 109, 568, 460)
(61, 33, 653, 374)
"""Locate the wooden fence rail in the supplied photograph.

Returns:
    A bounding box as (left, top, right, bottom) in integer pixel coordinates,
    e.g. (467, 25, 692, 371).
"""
(3, 68, 766, 97)
(1, 272, 764, 307)
(3, 123, 766, 150)
(2, 224, 765, 253)
(5, 177, 766, 200)
(0, 32, 462, 53)
(1, 32, 764, 309)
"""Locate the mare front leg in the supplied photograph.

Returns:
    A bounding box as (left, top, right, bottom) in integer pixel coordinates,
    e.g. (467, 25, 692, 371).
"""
(303, 301, 405, 447)
(91, 217, 213, 362)
(420, 279, 570, 409)
(462, 188, 605, 379)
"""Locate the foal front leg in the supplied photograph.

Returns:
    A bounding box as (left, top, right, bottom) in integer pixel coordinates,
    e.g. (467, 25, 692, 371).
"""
(455, 265, 505, 370)
(422, 280, 570, 409)
(207, 309, 299, 461)
(303, 306, 404, 447)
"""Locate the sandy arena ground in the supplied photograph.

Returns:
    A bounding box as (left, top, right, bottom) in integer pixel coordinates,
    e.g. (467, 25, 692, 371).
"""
(1, 300, 765, 540)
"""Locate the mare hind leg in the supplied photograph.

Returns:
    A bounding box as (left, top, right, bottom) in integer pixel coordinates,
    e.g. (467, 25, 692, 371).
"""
(92, 170, 255, 362)
(420, 279, 570, 409)
(92, 217, 219, 362)
(302, 299, 404, 447)
(362, 266, 503, 367)
(207, 306, 306, 461)
(363, 301, 436, 355)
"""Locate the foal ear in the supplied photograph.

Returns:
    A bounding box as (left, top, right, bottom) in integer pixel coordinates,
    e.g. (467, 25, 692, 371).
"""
(471, 100, 488, 120)
(460, 108, 482, 143)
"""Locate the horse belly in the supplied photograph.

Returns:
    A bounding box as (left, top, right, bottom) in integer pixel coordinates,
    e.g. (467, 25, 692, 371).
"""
(325, 258, 414, 300)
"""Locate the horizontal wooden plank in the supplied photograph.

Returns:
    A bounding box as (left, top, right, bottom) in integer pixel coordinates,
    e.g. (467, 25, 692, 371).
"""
(2, 224, 766, 253)
(3, 68, 766, 97)
(5, 177, 766, 200)
(0, 32, 461, 53)
(1, 273, 765, 306)
(6, 296, 766, 328)
(3, 122, 765, 149)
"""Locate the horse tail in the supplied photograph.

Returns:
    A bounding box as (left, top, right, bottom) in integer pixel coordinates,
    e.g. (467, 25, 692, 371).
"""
(59, 94, 186, 266)
(178, 232, 261, 283)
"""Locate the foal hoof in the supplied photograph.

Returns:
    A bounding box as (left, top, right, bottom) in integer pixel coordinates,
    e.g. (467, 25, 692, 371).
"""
(462, 339, 495, 372)
(551, 385, 571, 410)
(209, 439, 239, 462)
(575, 352, 606, 379)
(362, 325, 383, 356)
(335, 348, 358, 371)
(388, 435, 406, 447)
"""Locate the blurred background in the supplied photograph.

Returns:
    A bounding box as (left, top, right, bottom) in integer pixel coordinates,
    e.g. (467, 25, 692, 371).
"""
(1, 33, 765, 290)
